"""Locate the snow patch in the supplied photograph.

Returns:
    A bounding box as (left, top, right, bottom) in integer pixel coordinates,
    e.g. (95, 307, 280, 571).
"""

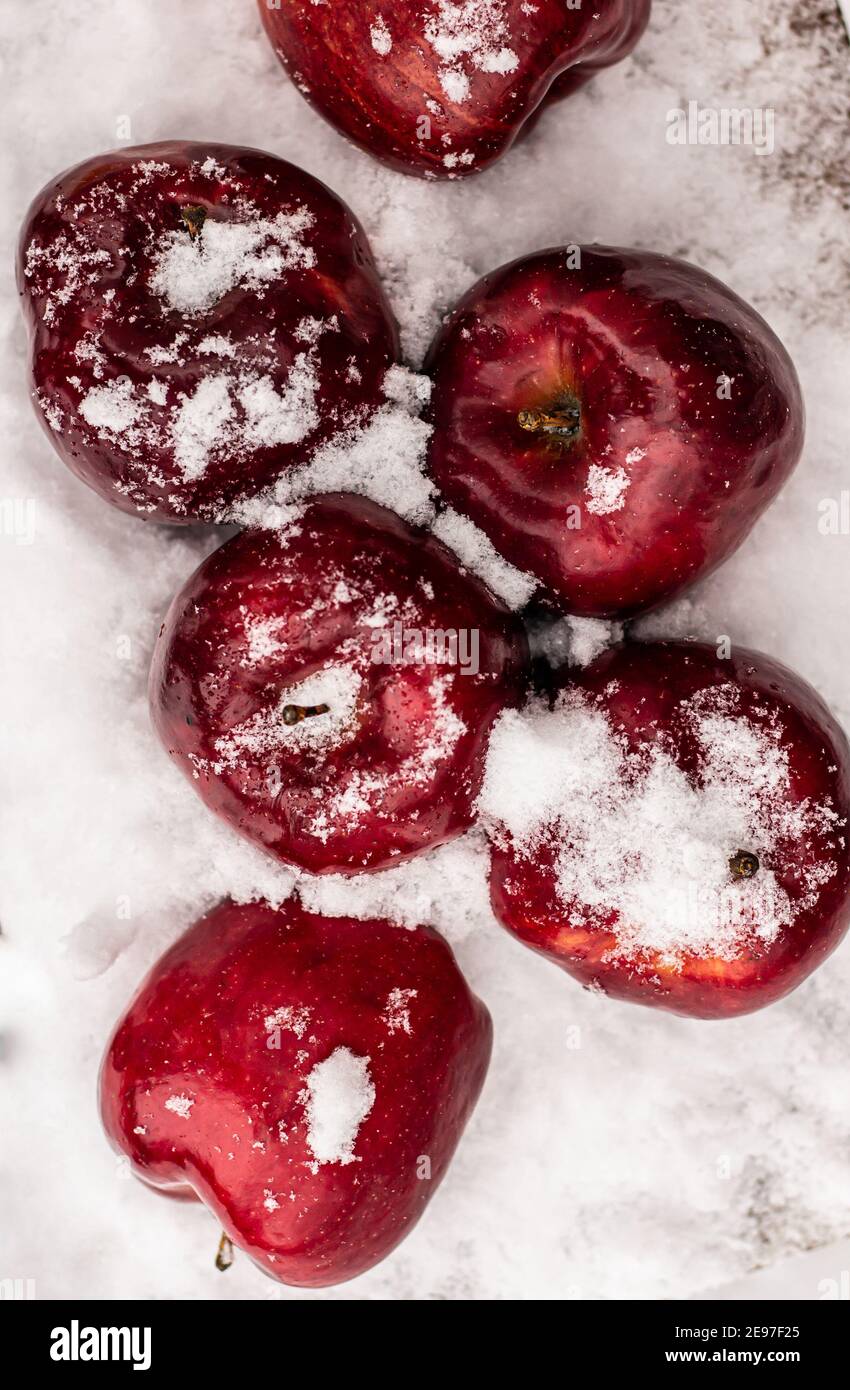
(302, 1048, 375, 1166)
(479, 685, 842, 967)
(150, 209, 316, 314)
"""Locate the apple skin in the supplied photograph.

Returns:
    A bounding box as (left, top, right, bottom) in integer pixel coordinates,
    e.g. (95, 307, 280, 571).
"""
(488, 642, 850, 1019)
(100, 898, 492, 1288)
(17, 141, 398, 523)
(150, 493, 530, 874)
(426, 246, 805, 619)
(258, 0, 650, 180)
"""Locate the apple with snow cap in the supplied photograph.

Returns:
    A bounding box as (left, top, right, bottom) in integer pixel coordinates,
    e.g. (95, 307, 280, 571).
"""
(258, 0, 650, 179)
(426, 245, 805, 618)
(17, 141, 398, 522)
(100, 898, 492, 1287)
(480, 641, 850, 1018)
(150, 493, 530, 874)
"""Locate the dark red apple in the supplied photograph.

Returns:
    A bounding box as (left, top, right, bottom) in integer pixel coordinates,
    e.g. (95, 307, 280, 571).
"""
(17, 141, 398, 522)
(100, 897, 492, 1287)
(482, 641, 850, 1018)
(151, 493, 530, 874)
(258, 0, 651, 179)
(426, 245, 804, 618)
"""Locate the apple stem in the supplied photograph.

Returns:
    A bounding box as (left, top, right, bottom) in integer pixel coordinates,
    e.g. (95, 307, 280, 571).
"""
(729, 850, 760, 880)
(517, 398, 581, 442)
(282, 702, 330, 727)
(180, 205, 208, 240)
(215, 1231, 234, 1272)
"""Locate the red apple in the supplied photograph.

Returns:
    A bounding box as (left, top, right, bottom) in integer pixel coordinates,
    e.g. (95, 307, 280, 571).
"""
(18, 141, 398, 522)
(258, 0, 651, 179)
(426, 245, 804, 618)
(100, 898, 492, 1287)
(151, 493, 530, 874)
(482, 641, 850, 1018)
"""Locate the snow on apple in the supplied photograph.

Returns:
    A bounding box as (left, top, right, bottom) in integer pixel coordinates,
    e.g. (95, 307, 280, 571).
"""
(18, 142, 398, 521)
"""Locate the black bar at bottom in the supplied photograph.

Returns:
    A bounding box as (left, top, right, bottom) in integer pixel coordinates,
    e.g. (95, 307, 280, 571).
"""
(0, 1299, 843, 1375)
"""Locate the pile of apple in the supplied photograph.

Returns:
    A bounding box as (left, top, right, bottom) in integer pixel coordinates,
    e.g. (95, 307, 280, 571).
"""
(17, 1, 850, 1291)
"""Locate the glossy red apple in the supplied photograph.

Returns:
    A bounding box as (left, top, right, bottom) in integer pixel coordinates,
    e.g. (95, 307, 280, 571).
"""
(151, 493, 530, 874)
(258, 0, 650, 179)
(18, 141, 398, 522)
(426, 245, 805, 618)
(482, 641, 850, 1018)
(100, 897, 492, 1287)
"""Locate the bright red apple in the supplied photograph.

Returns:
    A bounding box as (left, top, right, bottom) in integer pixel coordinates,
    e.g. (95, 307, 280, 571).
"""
(18, 141, 398, 522)
(151, 494, 530, 874)
(482, 640, 850, 1018)
(426, 245, 805, 618)
(100, 897, 492, 1287)
(258, 0, 651, 179)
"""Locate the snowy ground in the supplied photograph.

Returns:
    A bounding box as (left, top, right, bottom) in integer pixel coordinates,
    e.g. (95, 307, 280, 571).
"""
(1, 1, 849, 1302)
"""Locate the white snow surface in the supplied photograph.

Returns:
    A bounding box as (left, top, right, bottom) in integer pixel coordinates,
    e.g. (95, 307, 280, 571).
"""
(2, 0, 850, 1302)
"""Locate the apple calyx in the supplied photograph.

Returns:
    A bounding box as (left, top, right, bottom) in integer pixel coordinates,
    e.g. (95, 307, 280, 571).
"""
(282, 702, 330, 727)
(215, 1231, 234, 1272)
(180, 204, 208, 240)
(729, 850, 760, 880)
(517, 396, 581, 444)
